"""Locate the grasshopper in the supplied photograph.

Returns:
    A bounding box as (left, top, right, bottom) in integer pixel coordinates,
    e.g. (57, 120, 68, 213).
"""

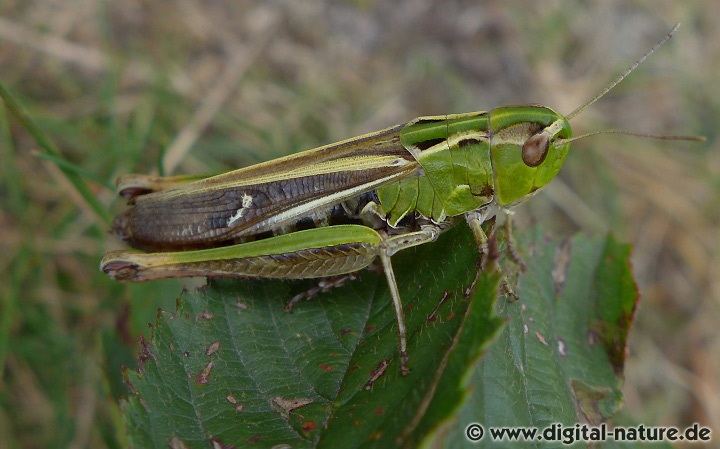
(101, 24, 701, 375)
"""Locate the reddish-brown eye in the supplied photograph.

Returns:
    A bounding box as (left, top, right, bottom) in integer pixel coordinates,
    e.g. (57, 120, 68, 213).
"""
(521, 133, 550, 167)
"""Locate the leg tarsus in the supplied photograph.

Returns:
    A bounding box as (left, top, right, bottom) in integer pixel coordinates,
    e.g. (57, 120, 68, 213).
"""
(284, 273, 359, 312)
(504, 215, 527, 272)
(379, 250, 410, 376)
(500, 278, 520, 302)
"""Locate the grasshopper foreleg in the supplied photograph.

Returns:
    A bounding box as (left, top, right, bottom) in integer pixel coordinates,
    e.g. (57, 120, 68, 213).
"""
(465, 210, 520, 301)
(503, 214, 527, 272)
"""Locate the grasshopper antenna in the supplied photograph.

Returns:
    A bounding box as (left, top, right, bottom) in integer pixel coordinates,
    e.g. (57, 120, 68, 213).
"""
(557, 130, 704, 147)
(557, 23, 705, 146)
(566, 23, 680, 121)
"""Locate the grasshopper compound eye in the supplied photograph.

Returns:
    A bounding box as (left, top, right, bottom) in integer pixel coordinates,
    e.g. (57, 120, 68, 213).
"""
(521, 133, 550, 167)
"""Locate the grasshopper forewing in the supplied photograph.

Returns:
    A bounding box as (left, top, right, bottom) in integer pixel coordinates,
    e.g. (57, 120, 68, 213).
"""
(102, 24, 702, 375)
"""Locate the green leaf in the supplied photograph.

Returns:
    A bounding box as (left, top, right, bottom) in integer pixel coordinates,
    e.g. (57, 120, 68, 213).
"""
(443, 228, 639, 448)
(121, 225, 504, 449)
(121, 226, 639, 448)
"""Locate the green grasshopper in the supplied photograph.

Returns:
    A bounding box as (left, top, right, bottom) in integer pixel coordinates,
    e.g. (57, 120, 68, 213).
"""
(101, 24, 701, 375)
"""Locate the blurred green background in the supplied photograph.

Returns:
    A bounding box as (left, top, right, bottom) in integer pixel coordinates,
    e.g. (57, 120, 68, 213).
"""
(1, 1, 718, 447)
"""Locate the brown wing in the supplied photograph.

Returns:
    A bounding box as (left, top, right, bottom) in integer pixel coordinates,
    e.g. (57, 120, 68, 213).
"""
(113, 124, 420, 251)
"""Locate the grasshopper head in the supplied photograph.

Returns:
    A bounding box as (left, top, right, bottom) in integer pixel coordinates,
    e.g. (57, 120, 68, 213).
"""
(488, 105, 571, 206)
(485, 25, 705, 207)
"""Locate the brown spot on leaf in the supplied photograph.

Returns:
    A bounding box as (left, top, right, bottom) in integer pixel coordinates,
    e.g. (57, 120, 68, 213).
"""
(205, 341, 220, 356)
(369, 430, 383, 440)
(571, 379, 618, 425)
(137, 335, 156, 374)
(552, 240, 572, 296)
(271, 396, 314, 419)
(364, 359, 391, 390)
(320, 364, 333, 372)
(167, 435, 191, 449)
(209, 436, 236, 449)
(196, 360, 214, 385)
(588, 330, 597, 347)
(557, 338, 568, 357)
(301, 420, 318, 433)
(535, 332, 548, 346)
(122, 365, 138, 395)
(195, 310, 214, 321)
(226, 395, 244, 411)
